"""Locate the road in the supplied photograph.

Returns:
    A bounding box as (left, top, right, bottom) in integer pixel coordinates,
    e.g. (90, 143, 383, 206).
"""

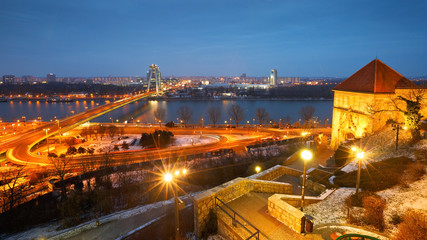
(1, 91, 158, 166)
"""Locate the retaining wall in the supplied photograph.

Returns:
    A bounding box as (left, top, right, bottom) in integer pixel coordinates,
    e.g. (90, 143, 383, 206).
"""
(268, 194, 306, 233)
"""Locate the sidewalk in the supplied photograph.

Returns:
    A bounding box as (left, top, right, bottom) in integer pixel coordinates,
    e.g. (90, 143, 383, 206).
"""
(286, 148, 334, 171)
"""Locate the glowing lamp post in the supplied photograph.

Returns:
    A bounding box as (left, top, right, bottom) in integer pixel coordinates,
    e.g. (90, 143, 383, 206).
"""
(300, 149, 312, 211)
(163, 168, 188, 240)
(43, 128, 50, 154)
(255, 166, 261, 173)
(355, 150, 365, 194)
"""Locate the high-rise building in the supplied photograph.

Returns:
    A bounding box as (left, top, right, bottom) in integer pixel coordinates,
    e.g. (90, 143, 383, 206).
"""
(47, 73, 56, 83)
(240, 73, 247, 82)
(147, 64, 162, 95)
(22, 75, 35, 83)
(270, 69, 277, 86)
(2, 75, 15, 84)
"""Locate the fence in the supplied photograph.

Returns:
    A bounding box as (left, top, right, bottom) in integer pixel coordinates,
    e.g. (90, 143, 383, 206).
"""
(215, 196, 260, 240)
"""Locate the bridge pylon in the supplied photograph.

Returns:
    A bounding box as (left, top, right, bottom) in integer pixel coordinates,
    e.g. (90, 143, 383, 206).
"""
(147, 64, 161, 96)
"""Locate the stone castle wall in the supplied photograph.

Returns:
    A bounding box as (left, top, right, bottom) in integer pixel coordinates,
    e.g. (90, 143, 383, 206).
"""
(331, 90, 409, 149)
(268, 194, 306, 233)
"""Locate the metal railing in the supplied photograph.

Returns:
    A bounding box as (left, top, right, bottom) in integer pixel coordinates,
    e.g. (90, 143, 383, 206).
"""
(215, 196, 260, 240)
(336, 233, 380, 240)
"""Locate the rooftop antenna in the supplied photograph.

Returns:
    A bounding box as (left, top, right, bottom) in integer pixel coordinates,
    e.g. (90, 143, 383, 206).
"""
(375, 52, 378, 60)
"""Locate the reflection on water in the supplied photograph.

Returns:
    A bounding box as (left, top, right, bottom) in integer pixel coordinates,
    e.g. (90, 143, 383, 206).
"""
(0, 100, 333, 124)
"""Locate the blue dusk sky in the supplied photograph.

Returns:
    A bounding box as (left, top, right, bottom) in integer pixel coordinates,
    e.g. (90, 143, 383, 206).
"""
(0, 0, 426, 77)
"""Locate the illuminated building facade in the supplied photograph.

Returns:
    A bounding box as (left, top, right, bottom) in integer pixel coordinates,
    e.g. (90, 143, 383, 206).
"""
(270, 69, 277, 86)
(2, 75, 15, 84)
(147, 64, 162, 95)
(331, 59, 420, 148)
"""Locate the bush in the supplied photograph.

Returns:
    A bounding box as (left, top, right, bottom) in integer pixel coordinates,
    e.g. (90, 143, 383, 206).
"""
(66, 146, 77, 155)
(363, 196, 386, 232)
(406, 161, 425, 180)
(346, 191, 380, 207)
(122, 142, 129, 150)
(334, 157, 413, 191)
(77, 147, 86, 154)
(390, 213, 403, 225)
(394, 210, 427, 240)
(139, 130, 174, 148)
(165, 121, 175, 128)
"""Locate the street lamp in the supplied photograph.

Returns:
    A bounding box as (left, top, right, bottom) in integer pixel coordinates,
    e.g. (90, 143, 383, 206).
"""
(163, 169, 188, 240)
(43, 128, 50, 154)
(392, 123, 402, 151)
(255, 166, 261, 173)
(56, 120, 62, 144)
(300, 149, 313, 211)
(355, 150, 365, 194)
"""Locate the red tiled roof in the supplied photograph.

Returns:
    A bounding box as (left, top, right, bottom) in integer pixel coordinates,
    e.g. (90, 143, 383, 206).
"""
(333, 59, 418, 93)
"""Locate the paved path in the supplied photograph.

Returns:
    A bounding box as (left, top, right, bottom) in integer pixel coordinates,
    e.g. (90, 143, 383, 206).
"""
(224, 192, 306, 240)
(66, 197, 194, 240)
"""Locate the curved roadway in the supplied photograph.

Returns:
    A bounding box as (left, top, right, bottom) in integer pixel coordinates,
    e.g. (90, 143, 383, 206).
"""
(2, 91, 157, 166)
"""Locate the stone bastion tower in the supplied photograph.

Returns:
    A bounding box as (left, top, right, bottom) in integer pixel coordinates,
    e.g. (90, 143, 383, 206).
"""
(331, 59, 420, 149)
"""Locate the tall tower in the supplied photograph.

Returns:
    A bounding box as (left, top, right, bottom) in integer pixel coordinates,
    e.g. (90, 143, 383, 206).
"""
(147, 64, 162, 95)
(270, 69, 277, 86)
(47, 73, 56, 83)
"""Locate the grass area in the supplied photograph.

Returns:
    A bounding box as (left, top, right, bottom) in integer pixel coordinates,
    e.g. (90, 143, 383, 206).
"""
(334, 157, 413, 191)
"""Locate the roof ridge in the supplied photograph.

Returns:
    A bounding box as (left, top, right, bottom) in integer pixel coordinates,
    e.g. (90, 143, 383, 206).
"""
(374, 59, 377, 92)
(333, 59, 417, 93)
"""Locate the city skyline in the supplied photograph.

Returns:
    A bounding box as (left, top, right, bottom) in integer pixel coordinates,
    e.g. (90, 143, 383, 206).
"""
(1, 1, 426, 77)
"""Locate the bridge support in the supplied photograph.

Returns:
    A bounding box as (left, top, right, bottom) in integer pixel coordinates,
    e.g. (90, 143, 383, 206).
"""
(147, 64, 161, 96)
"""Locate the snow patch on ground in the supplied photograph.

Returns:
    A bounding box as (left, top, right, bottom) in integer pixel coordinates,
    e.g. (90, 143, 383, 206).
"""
(52, 134, 218, 156)
(171, 135, 217, 147)
(304, 188, 354, 225)
(378, 173, 427, 234)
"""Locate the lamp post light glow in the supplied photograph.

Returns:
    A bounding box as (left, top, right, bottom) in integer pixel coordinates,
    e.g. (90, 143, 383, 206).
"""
(355, 150, 365, 194)
(164, 173, 172, 182)
(300, 149, 312, 211)
(255, 166, 261, 173)
(163, 168, 188, 239)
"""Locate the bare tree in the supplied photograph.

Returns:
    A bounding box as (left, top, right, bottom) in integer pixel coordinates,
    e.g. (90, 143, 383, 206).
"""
(369, 88, 426, 142)
(0, 166, 28, 213)
(394, 89, 425, 141)
(255, 108, 269, 126)
(282, 115, 292, 127)
(207, 106, 221, 127)
(79, 156, 96, 192)
(299, 105, 316, 124)
(50, 155, 72, 200)
(177, 106, 193, 127)
(153, 107, 166, 127)
(109, 125, 118, 139)
(98, 125, 106, 140)
(228, 104, 245, 127)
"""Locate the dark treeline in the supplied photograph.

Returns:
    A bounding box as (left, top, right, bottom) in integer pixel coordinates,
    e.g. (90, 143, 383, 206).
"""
(268, 84, 337, 98)
(0, 82, 145, 96)
(184, 84, 337, 99)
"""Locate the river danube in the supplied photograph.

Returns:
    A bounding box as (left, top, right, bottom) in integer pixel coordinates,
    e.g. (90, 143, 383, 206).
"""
(0, 99, 333, 124)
